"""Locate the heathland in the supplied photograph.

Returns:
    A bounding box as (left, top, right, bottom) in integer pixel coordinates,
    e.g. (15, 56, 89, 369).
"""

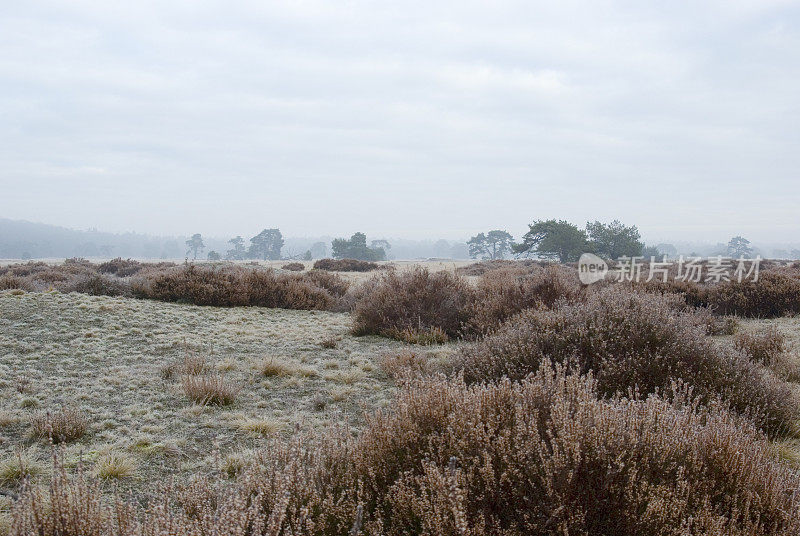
(2, 258, 800, 535)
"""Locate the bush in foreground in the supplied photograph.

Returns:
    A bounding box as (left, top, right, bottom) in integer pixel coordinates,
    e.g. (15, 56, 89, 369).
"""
(453, 287, 798, 436)
(11, 366, 800, 535)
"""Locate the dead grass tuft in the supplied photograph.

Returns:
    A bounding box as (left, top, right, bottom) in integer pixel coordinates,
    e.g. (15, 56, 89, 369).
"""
(0, 449, 43, 487)
(182, 374, 240, 406)
(93, 451, 136, 480)
(29, 408, 89, 444)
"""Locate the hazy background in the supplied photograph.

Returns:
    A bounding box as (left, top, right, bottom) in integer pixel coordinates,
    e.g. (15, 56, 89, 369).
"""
(1, 0, 798, 245)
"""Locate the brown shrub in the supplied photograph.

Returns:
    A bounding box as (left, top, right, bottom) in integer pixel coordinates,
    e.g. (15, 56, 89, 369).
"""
(67, 275, 132, 297)
(31, 269, 70, 284)
(462, 265, 583, 337)
(453, 286, 798, 436)
(281, 262, 305, 271)
(313, 258, 380, 272)
(0, 274, 33, 291)
(456, 259, 548, 276)
(352, 267, 473, 340)
(29, 407, 89, 444)
(705, 270, 800, 317)
(735, 327, 786, 367)
(13, 367, 800, 535)
(689, 305, 738, 335)
(303, 269, 350, 297)
(131, 264, 342, 310)
(6, 262, 49, 277)
(638, 267, 800, 319)
(97, 258, 142, 277)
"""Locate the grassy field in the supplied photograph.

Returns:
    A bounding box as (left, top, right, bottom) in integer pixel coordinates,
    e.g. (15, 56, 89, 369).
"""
(0, 288, 450, 500)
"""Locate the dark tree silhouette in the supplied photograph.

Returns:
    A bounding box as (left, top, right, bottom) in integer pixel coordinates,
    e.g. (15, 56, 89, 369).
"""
(514, 220, 589, 263)
(249, 229, 284, 260)
(467, 230, 514, 259)
(185, 234, 205, 260)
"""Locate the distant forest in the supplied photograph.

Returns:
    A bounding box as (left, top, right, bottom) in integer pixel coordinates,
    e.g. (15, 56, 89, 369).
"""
(0, 219, 471, 261)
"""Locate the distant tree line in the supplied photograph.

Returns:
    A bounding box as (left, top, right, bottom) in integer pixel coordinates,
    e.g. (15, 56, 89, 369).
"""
(188, 229, 287, 261)
(197, 230, 393, 262)
(467, 220, 768, 263)
(1, 218, 794, 262)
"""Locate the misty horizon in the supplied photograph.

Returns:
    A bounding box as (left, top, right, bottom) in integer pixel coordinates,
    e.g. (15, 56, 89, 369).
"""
(1, 217, 798, 262)
(1, 1, 799, 243)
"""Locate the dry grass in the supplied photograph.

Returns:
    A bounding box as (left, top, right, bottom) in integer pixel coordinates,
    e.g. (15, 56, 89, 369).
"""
(29, 408, 89, 444)
(257, 357, 298, 377)
(182, 374, 240, 406)
(238, 417, 285, 436)
(389, 326, 449, 345)
(0, 290, 400, 493)
(0, 413, 17, 428)
(93, 451, 136, 480)
(0, 449, 43, 487)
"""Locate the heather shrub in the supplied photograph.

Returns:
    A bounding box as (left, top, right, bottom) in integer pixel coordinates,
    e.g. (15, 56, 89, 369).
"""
(380, 351, 433, 379)
(689, 305, 738, 335)
(453, 287, 797, 436)
(97, 258, 142, 277)
(67, 275, 131, 297)
(342, 369, 800, 535)
(456, 259, 548, 276)
(352, 267, 473, 339)
(0, 275, 33, 292)
(280, 262, 305, 271)
(244, 269, 335, 310)
(10, 460, 136, 536)
(31, 269, 70, 284)
(734, 327, 786, 367)
(12, 367, 800, 535)
(4, 262, 50, 277)
(131, 264, 342, 310)
(303, 269, 350, 298)
(706, 270, 800, 317)
(313, 258, 380, 272)
(462, 264, 583, 337)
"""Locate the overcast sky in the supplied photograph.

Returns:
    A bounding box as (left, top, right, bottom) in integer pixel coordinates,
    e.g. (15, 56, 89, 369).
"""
(1, 0, 798, 243)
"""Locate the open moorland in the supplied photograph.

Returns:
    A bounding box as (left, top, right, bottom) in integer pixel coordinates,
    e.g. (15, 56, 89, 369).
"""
(2, 258, 800, 535)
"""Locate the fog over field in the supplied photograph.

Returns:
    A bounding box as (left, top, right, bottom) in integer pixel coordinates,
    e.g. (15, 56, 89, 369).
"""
(1, 1, 799, 242)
